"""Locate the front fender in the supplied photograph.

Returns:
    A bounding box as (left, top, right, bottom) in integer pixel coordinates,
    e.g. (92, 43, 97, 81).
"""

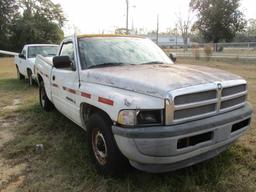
(78, 82, 165, 122)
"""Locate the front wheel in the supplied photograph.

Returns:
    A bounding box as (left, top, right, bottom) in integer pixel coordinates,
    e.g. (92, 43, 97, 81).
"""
(28, 70, 35, 86)
(87, 113, 129, 175)
(16, 66, 25, 80)
(39, 81, 54, 111)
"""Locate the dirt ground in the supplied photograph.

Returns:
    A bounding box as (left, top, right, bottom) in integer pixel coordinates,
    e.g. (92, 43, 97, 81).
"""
(0, 58, 25, 192)
(0, 115, 26, 192)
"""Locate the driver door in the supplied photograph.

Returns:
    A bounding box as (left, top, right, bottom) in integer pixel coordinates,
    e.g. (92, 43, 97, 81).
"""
(19, 47, 27, 76)
(51, 41, 81, 124)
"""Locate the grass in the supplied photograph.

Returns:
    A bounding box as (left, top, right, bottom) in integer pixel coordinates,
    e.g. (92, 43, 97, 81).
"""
(0, 57, 255, 192)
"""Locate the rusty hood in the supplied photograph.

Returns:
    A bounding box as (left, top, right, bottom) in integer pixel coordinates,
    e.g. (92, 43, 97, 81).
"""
(80, 64, 243, 98)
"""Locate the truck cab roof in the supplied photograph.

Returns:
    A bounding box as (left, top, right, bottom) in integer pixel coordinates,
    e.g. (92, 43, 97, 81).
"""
(77, 34, 145, 39)
(25, 44, 59, 47)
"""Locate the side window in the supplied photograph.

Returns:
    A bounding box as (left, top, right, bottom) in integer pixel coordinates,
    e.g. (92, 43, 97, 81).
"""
(21, 48, 26, 59)
(60, 42, 75, 70)
(60, 43, 74, 61)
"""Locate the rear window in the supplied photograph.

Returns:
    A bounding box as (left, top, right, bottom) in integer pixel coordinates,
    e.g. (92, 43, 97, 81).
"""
(28, 46, 58, 58)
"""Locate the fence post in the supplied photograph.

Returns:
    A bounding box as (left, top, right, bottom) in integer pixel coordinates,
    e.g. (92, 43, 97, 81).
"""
(214, 43, 218, 52)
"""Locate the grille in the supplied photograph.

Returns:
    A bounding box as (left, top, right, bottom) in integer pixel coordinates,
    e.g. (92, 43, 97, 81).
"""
(174, 90, 217, 105)
(171, 83, 247, 122)
(221, 96, 246, 109)
(174, 104, 216, 120)
(220, 84, 247, 111)
(222, 84, 246, 97)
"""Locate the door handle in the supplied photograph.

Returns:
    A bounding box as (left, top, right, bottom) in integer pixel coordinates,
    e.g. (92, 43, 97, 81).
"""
(52, 75, 55, 81)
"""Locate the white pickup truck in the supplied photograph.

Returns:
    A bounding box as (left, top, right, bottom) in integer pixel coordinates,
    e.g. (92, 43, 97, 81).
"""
(35, 34, 252, 175)
(0, 44, 58, 85)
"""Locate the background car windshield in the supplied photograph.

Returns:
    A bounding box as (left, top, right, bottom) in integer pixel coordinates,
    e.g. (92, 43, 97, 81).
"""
(28, 46, 58, 58)
(78, 37, 173, 69)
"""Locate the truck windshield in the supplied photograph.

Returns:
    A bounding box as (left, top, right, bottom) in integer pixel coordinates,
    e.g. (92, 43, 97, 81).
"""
(28, 46, 58, 58)
(78, 37, 173, 69)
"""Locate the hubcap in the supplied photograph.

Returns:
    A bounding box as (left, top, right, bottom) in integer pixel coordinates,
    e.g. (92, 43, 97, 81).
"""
(92, 128, 108, 165)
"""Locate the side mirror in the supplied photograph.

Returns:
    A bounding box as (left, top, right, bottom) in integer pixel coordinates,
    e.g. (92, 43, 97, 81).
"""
(169, 53, 177, 63)
(19, 53, 25, 59)
(53, 56, 71, 69)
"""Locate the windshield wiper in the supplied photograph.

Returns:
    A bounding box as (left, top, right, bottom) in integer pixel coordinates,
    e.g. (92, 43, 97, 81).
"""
(140, 61, 165, 65)
(88, 62, 128, 69)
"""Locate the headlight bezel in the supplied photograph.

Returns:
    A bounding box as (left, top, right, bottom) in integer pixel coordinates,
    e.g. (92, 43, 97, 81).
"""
(117, 109, 164, 128)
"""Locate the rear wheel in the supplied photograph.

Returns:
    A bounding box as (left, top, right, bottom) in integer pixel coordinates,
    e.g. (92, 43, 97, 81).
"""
(16, 66, 25, 80)
(39, 81, 54, 111)
(87, 113, 129, 175)
(27, 70, 35, 86)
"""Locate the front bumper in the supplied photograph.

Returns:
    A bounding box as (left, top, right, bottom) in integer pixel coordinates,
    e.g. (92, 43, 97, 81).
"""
(112, 103, 253, 173)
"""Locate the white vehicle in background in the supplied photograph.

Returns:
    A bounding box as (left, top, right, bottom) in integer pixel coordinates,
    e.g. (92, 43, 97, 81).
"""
(0, 44, 59, 85)
(15, 44, 59, 85)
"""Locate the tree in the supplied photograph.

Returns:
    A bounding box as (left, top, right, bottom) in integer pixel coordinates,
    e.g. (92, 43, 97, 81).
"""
(10, 14, 64, 51)
(190, 0, 246, 43)
(8, 0, 65, 51)
(176, 10, 194, 50)
(0, 0, 19, 49)
(247, 19, 256, 36)
(19, 0, 66, 27)
(234, 19, 256, 42)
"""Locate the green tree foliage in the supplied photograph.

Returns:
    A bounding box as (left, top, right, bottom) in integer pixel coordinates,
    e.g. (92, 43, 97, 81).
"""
(19, 0, 65, 27)
(247, 19, 256, 36)
(234, 19, 256, 42)
(0, 0, 19, 50)
(190, 0, 246, 43)
(0, 0, 65, 51)
(10, 14, 64, 51)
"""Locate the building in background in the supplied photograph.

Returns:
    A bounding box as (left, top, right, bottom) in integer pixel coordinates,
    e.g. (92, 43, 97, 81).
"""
(114, 28, 190, 49)
(144, 34, 190, 48)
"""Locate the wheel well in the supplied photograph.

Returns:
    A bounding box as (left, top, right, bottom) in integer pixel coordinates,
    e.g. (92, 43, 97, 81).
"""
(16, 65, 20, 71)
(27, 68, 32, 75)
(37, 74, 43, 84)
(80, 103, 113, 128)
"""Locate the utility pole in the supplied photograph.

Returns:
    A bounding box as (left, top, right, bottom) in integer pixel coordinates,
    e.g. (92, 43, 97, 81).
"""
(156, 14, 159, 45)
(175, 24, 178, 49)
(126, 0, 129, 35)
(131, 5, 136, 34)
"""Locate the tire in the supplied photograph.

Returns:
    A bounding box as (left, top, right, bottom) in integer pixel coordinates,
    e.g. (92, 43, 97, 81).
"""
(16, 66, 25, 80)
(39, 81, 54, 111)
(87, 113, 129, 175)
(27, 70, 35, 86)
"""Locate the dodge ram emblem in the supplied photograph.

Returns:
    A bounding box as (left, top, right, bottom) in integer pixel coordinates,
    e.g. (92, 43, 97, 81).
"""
(217, 83, 222, 90)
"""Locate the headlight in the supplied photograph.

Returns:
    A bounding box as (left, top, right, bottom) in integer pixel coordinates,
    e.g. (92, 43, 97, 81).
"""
(117, 110, 136, 126)
(117, 109, 163, 127)
(137, 110, 163, 125)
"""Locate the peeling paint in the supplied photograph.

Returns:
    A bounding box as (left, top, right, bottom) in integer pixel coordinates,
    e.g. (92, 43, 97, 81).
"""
(80, 64, 242, 98)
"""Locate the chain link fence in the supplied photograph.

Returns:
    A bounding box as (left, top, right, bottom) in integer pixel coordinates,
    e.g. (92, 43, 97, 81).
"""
(163, 42, 256, 61)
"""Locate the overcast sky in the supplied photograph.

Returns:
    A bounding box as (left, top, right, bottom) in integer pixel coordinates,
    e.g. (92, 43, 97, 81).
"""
(52, 0, 256, 35)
